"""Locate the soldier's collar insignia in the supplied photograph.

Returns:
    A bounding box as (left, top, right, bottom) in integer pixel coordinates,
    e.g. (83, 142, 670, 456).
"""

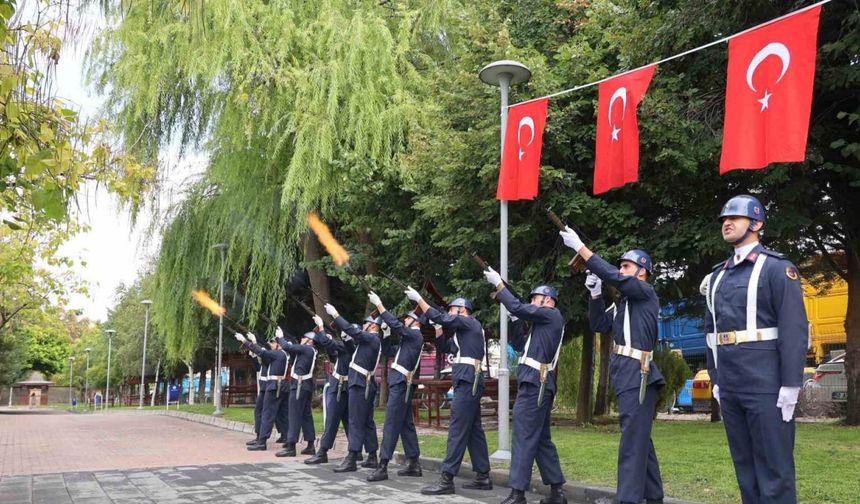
(785, 267, 799, 281)
(747, 251, 759, 262)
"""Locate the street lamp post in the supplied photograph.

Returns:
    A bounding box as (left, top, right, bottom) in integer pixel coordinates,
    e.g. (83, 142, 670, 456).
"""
(105, 329, 115, 409)
(84, 347, 92, 408)
(478, 59, 532, 462)
(139, 300, 153, 409)
(211, 243, 227, 417)
(68, 355, 76, 407)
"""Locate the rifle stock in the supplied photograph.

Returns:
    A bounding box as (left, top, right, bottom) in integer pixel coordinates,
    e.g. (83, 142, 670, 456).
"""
(546, 208, 587, 273)
(470, 252, 522, 299)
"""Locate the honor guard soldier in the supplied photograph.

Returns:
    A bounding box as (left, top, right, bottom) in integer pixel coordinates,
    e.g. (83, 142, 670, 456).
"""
(483, 269, 568, 504)
(274, 326, 318, 457)
(305, 321, 356, 465)
(405, 287, 492, 495)
(703, 195, 808, 504)
(560, 227, 665, 504)
(326, 303, 382, 472)
(235, 332, 288, 452)
(366, 291, 424, 482)
(245, 342, 265, 447)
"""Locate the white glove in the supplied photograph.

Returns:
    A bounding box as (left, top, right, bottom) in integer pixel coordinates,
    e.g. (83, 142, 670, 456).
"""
(341, 331, 353, 342)
(699, 274, 711, 296)
(405, 286, 423, 302)
(381, 322, 391, 339)
(247, 332, 257, 344)
(483, 267, 503, 287)
(274, 327, 284, 340)
(712, 384, 720, 406)
(324, 303, 339, 318)
(585, 273, 602, 298)
(234, 332, 246, 343)
(368, 291, 382, 307)
(432, 323, 442, 331)
(559, 225, 585, 252)
(312, 314, 324, 328)
(777, 386, 800, 422)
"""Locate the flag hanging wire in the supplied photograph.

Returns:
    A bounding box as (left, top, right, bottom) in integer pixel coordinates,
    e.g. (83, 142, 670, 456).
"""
(511, 0, 831, 109)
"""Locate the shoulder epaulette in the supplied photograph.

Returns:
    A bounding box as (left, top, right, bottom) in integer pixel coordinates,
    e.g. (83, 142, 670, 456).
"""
(760, 248, 785, 259)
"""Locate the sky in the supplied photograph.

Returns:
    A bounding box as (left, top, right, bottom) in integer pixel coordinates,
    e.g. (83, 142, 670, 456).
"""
(53, 5, 206, 322)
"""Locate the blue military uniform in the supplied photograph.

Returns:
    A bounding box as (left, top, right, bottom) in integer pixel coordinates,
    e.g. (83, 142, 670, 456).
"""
(495, 287, 566, 493)
(376, 310, 423, 465)
(317, 331, 355, 452)
(249, 352, 265, 438)
(704, 244, 808, 503)
(334, 316, 381, 457)
(423, 305, 490, 478)
(587, 253, 665, 504)
(243, 341, 289, 444)
(277, 336, 318, 446)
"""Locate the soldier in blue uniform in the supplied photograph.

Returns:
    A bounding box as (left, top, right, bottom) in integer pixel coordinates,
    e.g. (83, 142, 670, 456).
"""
(482, 269, 568, 504)
(274, 326, 318, 458)
(234, 332, 288, 452)
(366, 291, 425, 482)
(326, 303, 382, 473)
(702, 195, 808, 504)
(245, 344, 265, 447)
(560, 227, 665, 504)
(305, 322, 356, 465)
(404, 287, 492, 495)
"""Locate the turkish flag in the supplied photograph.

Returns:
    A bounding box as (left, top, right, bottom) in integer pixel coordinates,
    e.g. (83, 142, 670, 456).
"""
(720, 6, 821, 173)
(593, 65, 656, 195)
(497, 98, 548, 201)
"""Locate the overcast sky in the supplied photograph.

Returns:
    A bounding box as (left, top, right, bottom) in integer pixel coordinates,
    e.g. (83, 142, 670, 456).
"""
(54, 6, 206, 321)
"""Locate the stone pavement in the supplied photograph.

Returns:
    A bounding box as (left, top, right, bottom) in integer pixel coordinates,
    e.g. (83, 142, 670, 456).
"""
(0, 461, 518, 504)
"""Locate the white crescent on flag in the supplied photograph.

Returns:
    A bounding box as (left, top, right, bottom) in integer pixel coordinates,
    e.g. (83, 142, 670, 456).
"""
(608, 87, 627, 141)
(746, 42, 791, 111)
(517, 116, 535, 160)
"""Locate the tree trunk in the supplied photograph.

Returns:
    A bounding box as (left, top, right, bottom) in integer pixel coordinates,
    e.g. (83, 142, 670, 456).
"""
(304, 232, 332, 318)
(576, 327, 596, 425)
(845, 245, 860, 425)
(593, 332, 612, 416)
(151, 359, 161, 407)
(198, 370, 206, 404)
(185, 362, 195, 405)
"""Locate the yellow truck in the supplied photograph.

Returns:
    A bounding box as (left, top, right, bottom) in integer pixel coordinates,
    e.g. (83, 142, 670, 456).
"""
(803, 278, 847, 364)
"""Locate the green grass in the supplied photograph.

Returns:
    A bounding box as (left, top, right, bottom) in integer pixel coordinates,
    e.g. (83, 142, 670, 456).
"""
(113, 404, 859, 503)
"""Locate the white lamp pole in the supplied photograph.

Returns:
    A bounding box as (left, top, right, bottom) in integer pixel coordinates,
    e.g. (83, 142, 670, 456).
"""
(478, 59, 531, 462)
(212, 243, 227, 416)
(68, 355, 76, 407)
(84, 347, 92, 408)
(138, 300, 153, 409)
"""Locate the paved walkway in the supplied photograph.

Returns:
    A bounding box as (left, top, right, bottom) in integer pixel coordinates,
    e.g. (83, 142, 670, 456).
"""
(0, 411, 519, 504)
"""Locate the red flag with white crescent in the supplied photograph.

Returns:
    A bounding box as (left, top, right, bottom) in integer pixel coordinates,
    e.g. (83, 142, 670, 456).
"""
(593, 65, 656, 195)
(720, 6, 821, 173)
(497, 98, 548, 201)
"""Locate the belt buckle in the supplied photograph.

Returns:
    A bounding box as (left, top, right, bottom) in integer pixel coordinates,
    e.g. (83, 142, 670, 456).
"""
(718, 331, 736, 345)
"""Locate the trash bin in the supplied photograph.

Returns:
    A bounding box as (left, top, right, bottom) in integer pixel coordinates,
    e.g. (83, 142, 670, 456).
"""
(168, 385, 180, 402)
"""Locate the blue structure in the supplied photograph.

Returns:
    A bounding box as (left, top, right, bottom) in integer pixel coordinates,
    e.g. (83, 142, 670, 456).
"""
(657, 299, 707, 366)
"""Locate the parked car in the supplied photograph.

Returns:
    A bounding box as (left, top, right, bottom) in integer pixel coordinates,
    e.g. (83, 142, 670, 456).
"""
(800, 352, 847, 416)
(691, 369, 712, 413)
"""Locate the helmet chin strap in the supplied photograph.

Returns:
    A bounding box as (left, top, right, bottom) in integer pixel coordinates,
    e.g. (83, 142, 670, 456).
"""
(732, 222, 758, 246)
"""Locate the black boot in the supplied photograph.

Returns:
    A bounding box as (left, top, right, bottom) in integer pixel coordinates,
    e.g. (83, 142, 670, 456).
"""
(421, 472, 455, 495)
(246, 438, 260, 446)
(539, 484, 568, 504)
(275, 435, 286, 444)
(367, 460, 388, 482)
(304, 448, 328, 465)
(462, 471, 492, 490)
(301, 441, 316, 455)
(360, 452, 378, 469)
(501, 489, 527, 504)
(246, 440, 266, 451)
(333, 451, 358, 473)
(275, 442, 296, 457)
(356, 453, 364, 462)
(396, 457, 423, 477)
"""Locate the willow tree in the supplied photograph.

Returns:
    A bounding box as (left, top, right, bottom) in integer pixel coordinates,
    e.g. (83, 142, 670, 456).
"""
(86, 1, 460, 360)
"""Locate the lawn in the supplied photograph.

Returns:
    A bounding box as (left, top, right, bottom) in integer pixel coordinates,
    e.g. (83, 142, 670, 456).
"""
(109, 404, 859, 504)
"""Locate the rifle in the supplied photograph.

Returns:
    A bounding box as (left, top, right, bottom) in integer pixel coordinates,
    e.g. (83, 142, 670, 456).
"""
(379, 271, 442, 315)
(546, 208, 587, 273)
(470, 252, 523, 300)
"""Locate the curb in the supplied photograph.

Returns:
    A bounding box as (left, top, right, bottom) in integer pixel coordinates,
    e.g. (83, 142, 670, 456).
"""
(152, 410, 257, 435)
(392, 454, 701, 504)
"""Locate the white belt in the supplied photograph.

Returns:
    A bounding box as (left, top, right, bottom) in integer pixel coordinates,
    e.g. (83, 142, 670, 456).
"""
(454, 357, 482, 367)
(332, 371, 347, 381)
(391, 362, 418, 382)
(707, 327, 778, 346)
(259, 376, 269, 381)
(518, 356, 557, 372)
(350, 362, 372, 376)
(291, 370, 313, 381)
(613, 344, 653, 361)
